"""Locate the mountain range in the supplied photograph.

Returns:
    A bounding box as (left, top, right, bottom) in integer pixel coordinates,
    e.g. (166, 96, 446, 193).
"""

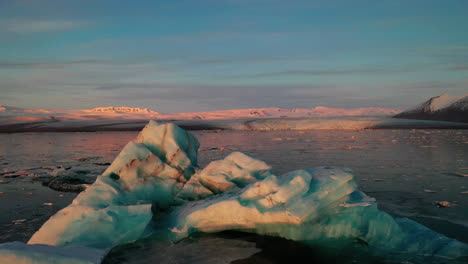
(0, 105, 401, 124)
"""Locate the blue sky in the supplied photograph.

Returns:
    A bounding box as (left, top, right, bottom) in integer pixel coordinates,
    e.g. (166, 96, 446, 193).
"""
(1, 0, 467, 112)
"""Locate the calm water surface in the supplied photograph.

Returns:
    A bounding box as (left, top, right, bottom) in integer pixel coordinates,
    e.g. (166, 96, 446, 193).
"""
(0, 129, 467, 263)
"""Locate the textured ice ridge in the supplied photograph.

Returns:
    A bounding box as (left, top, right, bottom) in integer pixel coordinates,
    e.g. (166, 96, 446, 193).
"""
(0, 121, 467, 263)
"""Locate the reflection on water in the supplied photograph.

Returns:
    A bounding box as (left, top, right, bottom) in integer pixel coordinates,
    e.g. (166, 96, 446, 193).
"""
(0, 132, 137, 171)
(104, 231, 468, 264)
(103, 231, 392, 264)
(1, 129, 468, 263)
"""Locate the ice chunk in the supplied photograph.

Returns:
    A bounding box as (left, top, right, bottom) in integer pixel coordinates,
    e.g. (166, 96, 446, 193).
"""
(169, 167, 353, 237)
(134, 120, 199, 179)
(29, 204, 152, 248)
(167, 167, 468, 259)
(176, 152, 272, 200)
(73, 142, 186, 208)
(28, 121, 200, 250)
(0, 242, 104, 264)
(175, 173, 214, 201)
(197, 152, 272, 194)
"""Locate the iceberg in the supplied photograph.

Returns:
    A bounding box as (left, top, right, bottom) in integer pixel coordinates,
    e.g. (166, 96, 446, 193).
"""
(1, 121, 467, 263)
(167, 167, 468, 258)
(29, 121, 199, 249)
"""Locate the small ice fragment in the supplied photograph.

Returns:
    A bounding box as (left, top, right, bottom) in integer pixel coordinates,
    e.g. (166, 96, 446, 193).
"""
(12, 219, 26, 224)
(271, 138, 296, 141)
(423, 189, 436, 193)
(436, 201, 451, 208)
(43, 203, 53, 206)
(0, 242, 105, 264)
(460, 191, 468, 195)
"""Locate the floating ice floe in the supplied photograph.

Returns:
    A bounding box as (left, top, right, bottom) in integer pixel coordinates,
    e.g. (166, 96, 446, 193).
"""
(0, 242, 104, 264)
(0, 121, 467, 263)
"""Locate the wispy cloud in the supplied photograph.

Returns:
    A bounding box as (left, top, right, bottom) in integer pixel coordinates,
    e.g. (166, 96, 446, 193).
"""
(80, 30, 287, 50)
(448, 64, 468, 71)
(0, 58, 109, 69)
(0, 55, 317, 71)
(217, 67, 413, 79)
(2, 19, 90, 33)
(430, 46, 468, 51)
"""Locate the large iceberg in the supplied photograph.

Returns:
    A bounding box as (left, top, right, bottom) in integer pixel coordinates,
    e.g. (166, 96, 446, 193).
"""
(167, 167, 468, 258)
(29, 121, 199, 249)
(1, 121, 467, 263)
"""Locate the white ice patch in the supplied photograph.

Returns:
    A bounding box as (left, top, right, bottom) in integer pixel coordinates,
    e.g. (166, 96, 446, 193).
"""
(0, 242, 105, 264)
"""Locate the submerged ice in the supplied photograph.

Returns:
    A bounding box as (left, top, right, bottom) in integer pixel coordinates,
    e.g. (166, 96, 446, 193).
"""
(1, 121, 467, 263)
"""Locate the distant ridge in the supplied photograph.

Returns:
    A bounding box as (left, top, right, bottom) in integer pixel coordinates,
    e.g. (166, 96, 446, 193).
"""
(89, 106, 157, 114)
(394, 94, 468, 123)
(0, 105, 400, 121)
(160, 106, 401, 120)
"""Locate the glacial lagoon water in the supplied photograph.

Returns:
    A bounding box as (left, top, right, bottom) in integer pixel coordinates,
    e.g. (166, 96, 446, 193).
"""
(0, 129, 467, 263)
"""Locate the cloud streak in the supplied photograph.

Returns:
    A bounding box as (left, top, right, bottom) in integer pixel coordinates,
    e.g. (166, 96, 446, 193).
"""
(0, 58, 110, 69)
(217, 67, 416, 79)
(448, 64, 468, 71)
(1, 19, 90, 33)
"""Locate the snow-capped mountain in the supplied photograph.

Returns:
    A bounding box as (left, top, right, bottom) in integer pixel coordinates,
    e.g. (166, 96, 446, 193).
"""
(394, 94, 468, 123)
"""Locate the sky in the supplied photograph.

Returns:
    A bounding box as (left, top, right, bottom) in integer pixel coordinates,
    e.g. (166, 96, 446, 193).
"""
(0, 0, 467, 112)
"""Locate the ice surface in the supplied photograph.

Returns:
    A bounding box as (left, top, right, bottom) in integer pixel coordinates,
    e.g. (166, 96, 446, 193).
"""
(1, 121, 467, 263)
(29, 204, 153, 248)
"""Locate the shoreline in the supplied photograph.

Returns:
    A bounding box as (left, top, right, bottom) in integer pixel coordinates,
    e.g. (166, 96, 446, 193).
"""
(1, 117, 468, 133)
